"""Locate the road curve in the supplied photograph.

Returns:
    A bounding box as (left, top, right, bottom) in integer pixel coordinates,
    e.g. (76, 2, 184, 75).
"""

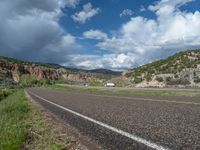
(26, 88, 200, 150)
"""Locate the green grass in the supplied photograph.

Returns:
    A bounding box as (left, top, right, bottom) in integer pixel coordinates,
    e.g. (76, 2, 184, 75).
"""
(25, 99, 71, 150)
(0, 89, 14, 101)
(0, 90, 30, 150)
(0, 89, 72, 150)
(48, 85, 200, 97)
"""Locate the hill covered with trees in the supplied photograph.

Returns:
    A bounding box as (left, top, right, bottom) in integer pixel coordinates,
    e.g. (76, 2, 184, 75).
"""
(123, 49, 200, 87)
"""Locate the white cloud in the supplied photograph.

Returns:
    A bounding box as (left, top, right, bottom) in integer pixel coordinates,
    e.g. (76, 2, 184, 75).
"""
(64, 53, 143, 70)
(0, 0, 80, 63)
(65, 0, 80, 8)
(83, 29, 108, 40)
(120, 9, 134, 18)
(97, 0, 200, 67)
(1, 0, 200, 71)
(59, 34, 81, 51)
(140, 5, 146, 12)
(71, 3, 100, 24)
(148, 0, 195, 12)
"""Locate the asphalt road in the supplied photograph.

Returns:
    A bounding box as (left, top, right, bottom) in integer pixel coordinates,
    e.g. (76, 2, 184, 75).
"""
(58, 84, 200, 93)
(26, 88, 200, 150)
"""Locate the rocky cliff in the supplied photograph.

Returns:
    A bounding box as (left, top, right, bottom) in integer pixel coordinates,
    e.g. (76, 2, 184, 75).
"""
(0, 56, 117, 83)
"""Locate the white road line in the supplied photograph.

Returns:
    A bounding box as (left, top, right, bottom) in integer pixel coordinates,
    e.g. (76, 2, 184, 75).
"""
(27, 90, 170, 150)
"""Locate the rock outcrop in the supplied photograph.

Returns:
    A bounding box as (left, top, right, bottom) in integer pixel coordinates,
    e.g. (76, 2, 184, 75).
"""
(0, 57, 98, 83)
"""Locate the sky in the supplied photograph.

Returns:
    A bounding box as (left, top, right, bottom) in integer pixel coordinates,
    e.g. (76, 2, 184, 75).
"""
(0, 0, 200, 71)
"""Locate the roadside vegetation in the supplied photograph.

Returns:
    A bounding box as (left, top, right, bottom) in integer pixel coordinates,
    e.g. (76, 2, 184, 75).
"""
(48, 85, 200, 97)
(19, 74, 52, 88)
(124, 49, 200, 85)
(0, 90, 30, 149)
(23, 94, 72, 150)
(0, 88, 14, 101)
(0, 89, 73, 150)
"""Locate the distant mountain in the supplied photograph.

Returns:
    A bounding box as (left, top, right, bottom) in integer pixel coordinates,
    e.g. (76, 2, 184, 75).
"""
(123, 49, 200, 87)
(46, 64, 121, 76)
(85, 69, 122, 76)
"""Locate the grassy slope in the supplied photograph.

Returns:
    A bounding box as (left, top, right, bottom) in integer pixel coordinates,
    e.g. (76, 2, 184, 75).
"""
(0, 90, 72, 150)
(48, 85, 200, 97)
(0, 89, 14, 101)
(24, 95, 71, 150)
(0, 90, 30, 150)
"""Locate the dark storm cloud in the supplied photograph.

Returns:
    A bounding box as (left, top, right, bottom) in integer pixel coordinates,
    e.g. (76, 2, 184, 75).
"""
(0, 0, 80, 64)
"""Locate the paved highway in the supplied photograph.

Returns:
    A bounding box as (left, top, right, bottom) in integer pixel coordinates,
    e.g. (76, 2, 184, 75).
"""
(26, 88, 200, 150)
(58, 84, 200, 93)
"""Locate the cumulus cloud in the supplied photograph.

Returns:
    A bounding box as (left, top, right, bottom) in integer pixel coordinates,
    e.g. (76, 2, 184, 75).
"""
(1, 0, 200, 71)
(120, 9, 134, 18)
(140, 5, 146, 12)
(0, 0, 80, 64)
(83, 29, 108, 40)
(63, 53, 143, 71)
(65, 0, 80, 8)
(148, 0, 195, 12)
(96, 0, 200, 68)
(71, 3, 100, 24)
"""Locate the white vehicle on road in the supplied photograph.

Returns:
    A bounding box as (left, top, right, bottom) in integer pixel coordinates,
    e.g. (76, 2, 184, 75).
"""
(105, 83, 115, 87)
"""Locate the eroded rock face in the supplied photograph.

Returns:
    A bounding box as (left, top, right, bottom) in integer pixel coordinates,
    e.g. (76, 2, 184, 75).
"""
(135, 80, 165, 88)
(0, 59, 92, 83)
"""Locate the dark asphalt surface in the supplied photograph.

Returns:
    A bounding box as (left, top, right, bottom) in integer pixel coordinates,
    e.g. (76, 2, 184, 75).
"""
(26, 88, 200, 150)
(59, 84, 200, 93)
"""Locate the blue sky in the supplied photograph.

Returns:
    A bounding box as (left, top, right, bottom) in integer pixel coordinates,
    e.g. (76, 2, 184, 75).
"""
(0, 0, 200, 70)
(59, 0, 156, 55)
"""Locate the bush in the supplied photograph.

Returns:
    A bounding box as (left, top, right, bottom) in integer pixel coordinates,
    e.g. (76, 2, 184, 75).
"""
(0, 79, 18, 89)
(167, 78, 190, 85)
(145, 74, 152, 82)
(19, 74, 53, 87)
(134, 78, 143, 84)
(0, 89, 14, 101)
(89, 80, 103, 86)
(156, 77, 164, 82)
(19, 74, 38, 87)
(37, 79, 51, 86)
(194, 76, 200, 83)
(166, 76, 172, 82)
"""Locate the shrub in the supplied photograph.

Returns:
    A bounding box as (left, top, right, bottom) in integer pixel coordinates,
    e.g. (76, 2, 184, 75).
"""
(0, 89, 14, 101)
(19, 74, 54, 87)
(37, 79, 51, 86)
(145, 74, 152, 82)
(155, 77, 164, 82)
(166, 76, 172, 82)
(0, 79, 18, 89)
(194, 76, 200, 83)
(134, 78, 143, 84)
(89, 80, 103, 86)
(167, 78, 190, 85)
(19, 74, 38, 87)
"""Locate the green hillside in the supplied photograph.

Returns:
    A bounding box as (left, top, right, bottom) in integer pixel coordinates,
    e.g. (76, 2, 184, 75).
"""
(124, 49, 200, 86)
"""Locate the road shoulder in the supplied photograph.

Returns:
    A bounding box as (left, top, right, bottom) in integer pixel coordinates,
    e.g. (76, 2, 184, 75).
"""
(24, 91, 102, 150)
